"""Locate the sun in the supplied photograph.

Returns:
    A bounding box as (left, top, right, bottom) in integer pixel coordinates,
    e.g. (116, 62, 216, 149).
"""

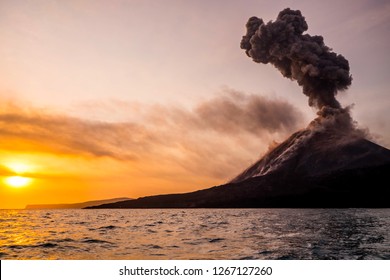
(4, 176, 32, 188)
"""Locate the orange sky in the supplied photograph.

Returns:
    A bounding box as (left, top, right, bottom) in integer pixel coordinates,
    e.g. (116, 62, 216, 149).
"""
(0, 91, 302, 208)
(1, 0, 389, 208)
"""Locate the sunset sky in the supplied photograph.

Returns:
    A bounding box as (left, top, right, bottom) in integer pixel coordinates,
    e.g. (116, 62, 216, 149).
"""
(1, 0, 389, 209)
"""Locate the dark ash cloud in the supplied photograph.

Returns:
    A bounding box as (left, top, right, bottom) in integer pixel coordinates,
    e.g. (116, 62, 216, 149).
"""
(195, 90, 300, 134)
(151, 90, 302, 136)
(241, 8, 352, 109)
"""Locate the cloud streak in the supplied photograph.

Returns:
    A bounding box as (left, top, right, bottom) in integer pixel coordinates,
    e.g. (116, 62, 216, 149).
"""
(0, 90, 302, 180)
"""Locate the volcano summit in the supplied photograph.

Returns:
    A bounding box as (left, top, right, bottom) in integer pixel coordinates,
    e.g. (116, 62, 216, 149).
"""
(88, 9, 390, 209)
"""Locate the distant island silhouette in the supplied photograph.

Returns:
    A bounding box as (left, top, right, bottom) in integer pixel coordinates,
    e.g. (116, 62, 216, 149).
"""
(25, 197, 131, 209)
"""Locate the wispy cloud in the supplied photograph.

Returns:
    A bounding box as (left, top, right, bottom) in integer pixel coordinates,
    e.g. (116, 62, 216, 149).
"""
(0, 90, 302, 180)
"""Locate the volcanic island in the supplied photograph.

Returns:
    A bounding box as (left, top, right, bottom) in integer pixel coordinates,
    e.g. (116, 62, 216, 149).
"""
(88, 9, 390, 209)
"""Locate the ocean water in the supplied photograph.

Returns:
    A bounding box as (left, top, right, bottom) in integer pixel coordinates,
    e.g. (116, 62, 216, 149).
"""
(0, 209, 389, 260)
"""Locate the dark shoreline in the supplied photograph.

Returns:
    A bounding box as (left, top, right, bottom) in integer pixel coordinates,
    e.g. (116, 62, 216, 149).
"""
(86, 163, 390, 209)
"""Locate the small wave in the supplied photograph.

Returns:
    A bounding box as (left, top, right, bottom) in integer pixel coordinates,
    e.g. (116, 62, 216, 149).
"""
(183, 239, 201, 245)
(208, 238, 225, 243)
(151, 253, 166, 256)
(8, 242, 58, 249)
(52, 238, 75, 243)
(146, 244, 162, 249)
(37, 242, 58, 248)
(98, 225, 118, 230)
(210, 221, 229, 225)
(365, 236, 385, 243)
(258, 250, 273, 255)
(61, 245, 78, 250)
(8, 245, 31, 249)
(239, 256, 256, 260)
(81, 238, 112, 244)
(277, 254, 298, 260)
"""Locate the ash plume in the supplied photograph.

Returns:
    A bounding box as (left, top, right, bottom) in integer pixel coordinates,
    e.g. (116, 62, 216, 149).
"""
(233, 8, 378, 184)
(241, 8, 352, 109)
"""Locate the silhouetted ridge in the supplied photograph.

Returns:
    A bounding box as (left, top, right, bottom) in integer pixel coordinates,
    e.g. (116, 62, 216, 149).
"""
(26, 197, 132, 209)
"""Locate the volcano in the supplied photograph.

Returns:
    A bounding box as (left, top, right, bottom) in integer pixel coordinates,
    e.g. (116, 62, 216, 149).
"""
(88, 120, 390, 209)
(230, 122, 390, 184)
(87, 8, 390, 209)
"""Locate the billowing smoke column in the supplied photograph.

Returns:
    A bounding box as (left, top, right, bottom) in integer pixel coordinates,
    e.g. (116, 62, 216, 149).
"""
(240, 8, 352, 109)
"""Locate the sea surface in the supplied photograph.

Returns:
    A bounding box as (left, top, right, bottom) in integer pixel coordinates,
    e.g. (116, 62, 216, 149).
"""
(0, 209, 389, 260)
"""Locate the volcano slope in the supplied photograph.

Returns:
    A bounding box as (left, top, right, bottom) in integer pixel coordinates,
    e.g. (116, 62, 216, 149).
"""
(88, 118, 390, 209)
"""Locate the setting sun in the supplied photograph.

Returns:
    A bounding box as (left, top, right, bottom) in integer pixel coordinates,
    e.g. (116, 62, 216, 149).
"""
(4, 176, 32, 188)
